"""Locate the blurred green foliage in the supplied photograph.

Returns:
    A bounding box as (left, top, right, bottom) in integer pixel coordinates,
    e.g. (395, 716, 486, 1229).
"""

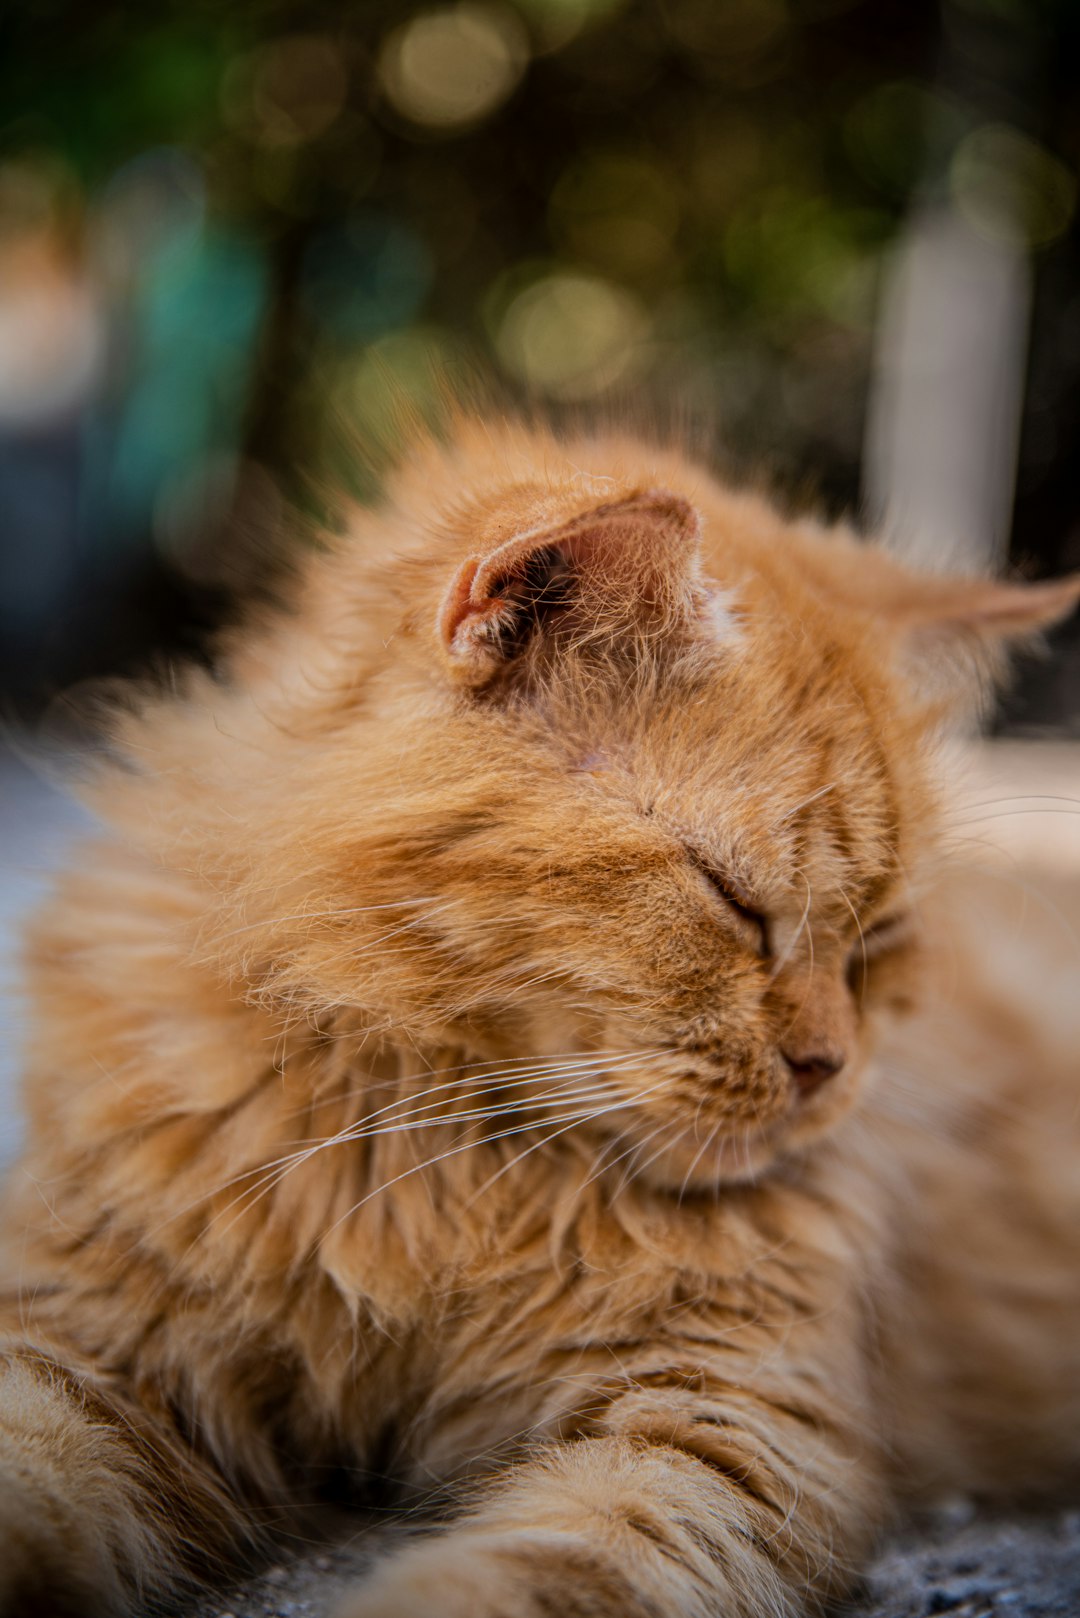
(0, 0, 1078, 707)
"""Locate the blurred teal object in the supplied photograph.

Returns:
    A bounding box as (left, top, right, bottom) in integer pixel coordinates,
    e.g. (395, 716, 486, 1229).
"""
(300, 214, 433, 343)
(99, 225, 268, 545)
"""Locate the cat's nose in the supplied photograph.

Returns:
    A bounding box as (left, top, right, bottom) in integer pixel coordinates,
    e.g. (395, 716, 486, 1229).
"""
(781, 1047, 844, 1098)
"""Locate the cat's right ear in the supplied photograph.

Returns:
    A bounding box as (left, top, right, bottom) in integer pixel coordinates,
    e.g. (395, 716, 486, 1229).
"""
(437, 488, 702, 687)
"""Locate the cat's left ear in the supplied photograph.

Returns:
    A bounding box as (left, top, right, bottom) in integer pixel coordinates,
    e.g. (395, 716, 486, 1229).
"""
(892, 572, 1080, 643)
(888, 570, 1080, 711)
(438, 488, 702, 686)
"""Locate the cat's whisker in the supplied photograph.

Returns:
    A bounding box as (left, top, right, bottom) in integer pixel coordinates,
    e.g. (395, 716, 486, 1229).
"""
(576, 1111, 679, 1204)
(678, 1116, 723, 1201)
(325, 1080, 676, 1233)
(296, 907, 456, 966)
(212, 897, 444, 943)
(615, 1119, 680, 1196)
(615, 1127, 672, 1198)
(153, 1054, 653, 1240)
(274, 1046, 649, 1133)
(951, 805, 1080, 828)
(667, 1090, 711, 1201)
(572, 1129, 633, 1195)
(329, 1109, 613, 1226)
(737, 1127, 758, 1178)
(771, 868, 813, 978)
(477, 965, 571, 999)
(771, 782, 837, 827)
(775, 874, 817, 1037)
(836, 883, 868, 1008)
(187, 1057, 669, 1240)
(466, 1117, 609, 1205)
(464, 1081, 676, 1204)
(190, 1079, 632, 1235)
(299, 1050, 656, 1143)
(954, 792, 1080, 814)
(261, 1080, 632, 1179)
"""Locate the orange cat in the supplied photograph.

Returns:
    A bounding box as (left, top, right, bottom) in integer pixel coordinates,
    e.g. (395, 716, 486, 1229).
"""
(3, 414, 1080, 1618)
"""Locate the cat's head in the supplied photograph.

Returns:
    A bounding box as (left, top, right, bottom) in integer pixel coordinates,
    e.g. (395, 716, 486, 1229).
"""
(144, 422, 1080, 1190)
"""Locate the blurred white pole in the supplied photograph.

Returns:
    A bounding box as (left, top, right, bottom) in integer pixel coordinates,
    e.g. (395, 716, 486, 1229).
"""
(862, 202, 1031, 572)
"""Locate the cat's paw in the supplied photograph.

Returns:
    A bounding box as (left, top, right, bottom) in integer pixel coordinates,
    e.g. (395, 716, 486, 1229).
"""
(334, 1540, 508, 1618)
(333, 1529, 652, 1618)
(0, 1492, 120, 1618)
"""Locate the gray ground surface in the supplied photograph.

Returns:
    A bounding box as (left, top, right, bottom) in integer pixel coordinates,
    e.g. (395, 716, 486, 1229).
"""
(857, 1511, 1080, 1617)
(4, 745, 1080, 1618)
(0, 744, 91, 1168)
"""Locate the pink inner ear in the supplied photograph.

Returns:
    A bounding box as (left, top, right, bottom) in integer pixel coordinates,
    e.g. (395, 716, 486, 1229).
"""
(470, 527, 570, 616)
(438, 531, 575, 676)
(438, 557, 486, 653)
(439, 487, 700, 666)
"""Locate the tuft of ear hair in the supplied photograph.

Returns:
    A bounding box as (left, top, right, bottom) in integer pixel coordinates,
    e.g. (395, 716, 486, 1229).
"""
(438, 488, 702, 687)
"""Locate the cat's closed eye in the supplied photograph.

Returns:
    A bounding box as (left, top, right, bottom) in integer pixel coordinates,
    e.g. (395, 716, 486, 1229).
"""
(846, 913, 912, 993)
(690, 855, 770, 957)
(860, 913, 911, 959)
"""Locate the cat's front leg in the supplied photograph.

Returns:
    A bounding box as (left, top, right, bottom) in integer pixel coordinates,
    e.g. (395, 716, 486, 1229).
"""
(0, 1348, 253, 1617)
(338, 1388, 880, 1618)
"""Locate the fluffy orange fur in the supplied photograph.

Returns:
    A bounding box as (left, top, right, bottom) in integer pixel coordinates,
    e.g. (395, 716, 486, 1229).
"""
(3, 415, 1080, 1618)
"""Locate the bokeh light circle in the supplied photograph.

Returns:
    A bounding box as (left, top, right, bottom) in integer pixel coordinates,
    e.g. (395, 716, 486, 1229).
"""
(493, 269, 649, 397)
(378, 4, 529, 131)
(951, 124, 1076, 249)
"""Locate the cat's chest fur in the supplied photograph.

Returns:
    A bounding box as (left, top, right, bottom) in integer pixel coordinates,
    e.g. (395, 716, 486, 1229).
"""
(274, 1146, 885, 1493)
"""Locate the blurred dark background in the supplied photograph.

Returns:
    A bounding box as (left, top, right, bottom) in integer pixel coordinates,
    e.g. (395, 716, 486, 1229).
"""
(1, 0, 1078, 728)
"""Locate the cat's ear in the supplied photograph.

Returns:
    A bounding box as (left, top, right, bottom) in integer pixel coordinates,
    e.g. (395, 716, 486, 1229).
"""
(437, 488, 702, 686)
(887, 570, 1080, 712)
(891, 572, 1080, 642)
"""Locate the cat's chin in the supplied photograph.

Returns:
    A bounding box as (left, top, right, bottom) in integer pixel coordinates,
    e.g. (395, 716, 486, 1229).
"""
(622, 1093, 859, 1193)
(632, 1129, 784, 1192)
